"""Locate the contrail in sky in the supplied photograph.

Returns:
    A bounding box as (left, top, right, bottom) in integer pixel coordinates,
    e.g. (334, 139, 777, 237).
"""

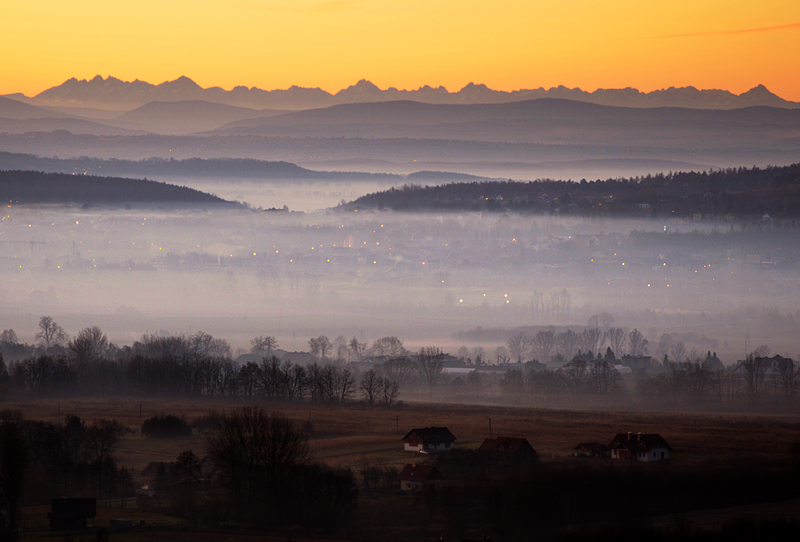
(664, 21, 800, 38)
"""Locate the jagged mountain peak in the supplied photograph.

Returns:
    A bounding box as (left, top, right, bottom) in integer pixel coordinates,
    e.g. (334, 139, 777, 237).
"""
(22, 76, 799, 111)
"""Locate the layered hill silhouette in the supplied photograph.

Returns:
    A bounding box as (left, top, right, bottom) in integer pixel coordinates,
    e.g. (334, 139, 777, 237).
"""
(0, 169, 239, 207)
(6, 75, 798, 111)
(109, 100, 285, 135)
(0, 152, 399, 180)
(342, 163, 800, 218)
(3, 85, 799, 181)
(0, 96, 146, 135)
(206, 99, 800, 148)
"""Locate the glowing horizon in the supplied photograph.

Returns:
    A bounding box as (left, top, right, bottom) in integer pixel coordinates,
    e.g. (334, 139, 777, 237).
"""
(2, 1, 799, 100)
(5, 74, 796, 103)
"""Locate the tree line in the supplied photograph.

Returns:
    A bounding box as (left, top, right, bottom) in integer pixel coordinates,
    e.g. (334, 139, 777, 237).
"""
(0, 410, 132, 541)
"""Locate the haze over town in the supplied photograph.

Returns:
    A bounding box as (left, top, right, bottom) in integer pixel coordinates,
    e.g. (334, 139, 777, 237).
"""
(2, 1, 800, 541)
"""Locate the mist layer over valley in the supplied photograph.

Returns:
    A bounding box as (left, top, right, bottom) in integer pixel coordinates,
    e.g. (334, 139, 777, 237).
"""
(1, 197, 797, 364)
(2, 78, 800, 375)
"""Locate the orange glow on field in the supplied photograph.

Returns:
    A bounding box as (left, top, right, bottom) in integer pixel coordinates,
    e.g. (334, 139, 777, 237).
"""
(2, 0, 799, 100)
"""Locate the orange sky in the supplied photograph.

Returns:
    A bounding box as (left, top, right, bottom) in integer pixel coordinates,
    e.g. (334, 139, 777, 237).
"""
(2, 0, 799, 100)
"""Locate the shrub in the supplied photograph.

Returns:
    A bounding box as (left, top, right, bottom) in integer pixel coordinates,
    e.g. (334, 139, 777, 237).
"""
(141, 414, 192, 438)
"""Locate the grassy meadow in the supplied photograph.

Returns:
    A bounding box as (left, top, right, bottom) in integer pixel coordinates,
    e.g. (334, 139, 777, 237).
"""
(6, 396, 800, 541)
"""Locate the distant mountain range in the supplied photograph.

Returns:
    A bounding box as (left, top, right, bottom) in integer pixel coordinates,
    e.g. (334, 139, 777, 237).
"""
(5, 75, 798, 112)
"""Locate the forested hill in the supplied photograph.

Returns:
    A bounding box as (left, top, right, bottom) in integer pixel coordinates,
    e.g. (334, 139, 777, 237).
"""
(0, 152, 400, 181)
(0, 170, 240, 207)
(341, 163, 800, 218)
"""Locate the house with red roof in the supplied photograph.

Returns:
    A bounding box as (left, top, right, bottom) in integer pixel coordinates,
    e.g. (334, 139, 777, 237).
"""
(607, 432, 671, 461)
(478, 436, 536, 457)
(402, 427, 456, 453)
(397, 463, 444, 491)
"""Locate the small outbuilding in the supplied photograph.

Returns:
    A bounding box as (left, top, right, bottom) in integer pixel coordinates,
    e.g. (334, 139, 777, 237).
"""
(573, 442, 609, 458)
(402, 427, 456, 453)
(398, 463, 444, 491)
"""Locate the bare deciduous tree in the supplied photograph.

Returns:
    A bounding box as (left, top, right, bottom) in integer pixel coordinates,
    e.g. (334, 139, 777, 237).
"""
(628, 329, 649, 356)
(580, 327, 603, 354)
(670, 341, 687, 363)
(379, 378, 400, 406)
(556, 329, 581, 361)
(587, 312, 615, 329)
(360, 369, 381, 405)
(380, 357, 416, 386)
(370, 336, 404, 357)
(532, 330, 556, 363)
(190, 331, 231, 358)
(308, 335, 332, 360)
(740, 353, 767, 410)
(207, 407, 310, 507)
(589, 360, 623, 395)
(349, 337, 367, 362)
(68, 326, 110, 365)
(605, 328, 627, 357)
(250, 335, 277, 356)
(417, 347, 444, 389)
(776, 357, 799, 409)
(506, 332, 530, 362)
(35, 316, 68, 349)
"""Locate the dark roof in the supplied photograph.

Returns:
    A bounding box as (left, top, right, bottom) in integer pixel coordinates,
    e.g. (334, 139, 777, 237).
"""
(402, 426, 456, 443)
(607, 433, 672, 453)
(479, 437, 535, 454)
(141, 461, 174, 476)
(574, 442, 608, 453)
(398, 464, 444, 482)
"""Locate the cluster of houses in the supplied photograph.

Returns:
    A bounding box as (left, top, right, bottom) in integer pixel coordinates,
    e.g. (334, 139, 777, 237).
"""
(134, 426, 672, 495)
(397, 426, 672, 491)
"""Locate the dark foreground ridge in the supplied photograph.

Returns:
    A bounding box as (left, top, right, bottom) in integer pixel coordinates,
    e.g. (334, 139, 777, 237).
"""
(342, 162, 800, 218)
(0, 170, 241, 207)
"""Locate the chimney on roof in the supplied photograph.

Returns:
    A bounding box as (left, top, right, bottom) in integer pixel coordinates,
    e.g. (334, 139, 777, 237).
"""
(627, 432, 632, 440)
(638, 432, 642, 440)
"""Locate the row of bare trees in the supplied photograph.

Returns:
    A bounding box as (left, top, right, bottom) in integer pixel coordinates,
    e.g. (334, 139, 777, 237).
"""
(504, 327, 648, 364)
(498, 360, 625, 401)
(636, 354, 800, 411)
(305, 335, 403, 362)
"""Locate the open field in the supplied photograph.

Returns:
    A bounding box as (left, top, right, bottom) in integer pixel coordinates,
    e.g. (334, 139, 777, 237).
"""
(7, 396, 800, 541)
(5, 395, 800, 473)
